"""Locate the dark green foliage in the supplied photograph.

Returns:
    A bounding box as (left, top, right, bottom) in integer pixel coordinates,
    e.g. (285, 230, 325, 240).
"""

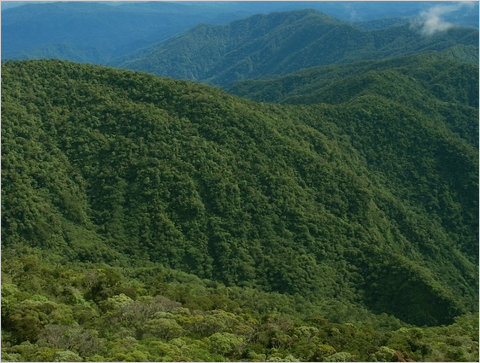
(1, 59, 478, 361)
(231, 54, 479, 280)
(230, 53, 479, 147)
(229, 52, 479, 106)
(117, 10, 478, 86)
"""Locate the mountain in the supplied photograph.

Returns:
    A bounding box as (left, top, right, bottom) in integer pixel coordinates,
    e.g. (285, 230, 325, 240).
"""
(116, 9, 478, 87)
(1, 2, 259, 63)
(3, 2, 478, 65)
(353, 17, 411, 30)
(2, 58, 478, 327)
(3, 2, 477, 73)
(229, 53, 479, 147)
(3, 1, 477, 65)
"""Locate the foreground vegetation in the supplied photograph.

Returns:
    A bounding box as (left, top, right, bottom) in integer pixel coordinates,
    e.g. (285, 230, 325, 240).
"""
(2, 59, 478, 361)
(2, 248, 478, 362)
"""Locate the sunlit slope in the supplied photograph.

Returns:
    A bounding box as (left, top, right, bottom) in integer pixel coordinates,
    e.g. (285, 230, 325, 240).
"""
(2, 60, 477, 326)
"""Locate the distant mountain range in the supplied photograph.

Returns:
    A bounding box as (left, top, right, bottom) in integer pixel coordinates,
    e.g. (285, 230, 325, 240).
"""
(2, 1, 478, 68)
(1, 1, 259, 63)
(115, 9, 478, 86)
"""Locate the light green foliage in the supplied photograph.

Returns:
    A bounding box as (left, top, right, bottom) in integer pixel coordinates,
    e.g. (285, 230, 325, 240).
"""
(267, 352, 300, 361)
(53, 350, 83, 362)
(1, 253, 478, 362)
(143, 316, 184, 340)
(325, 351, 355, 361)
(371, 346, 396, 361)
(206, 332, 245, 356)
(100, 293, 133, 311)
(315, 344, 337, 360)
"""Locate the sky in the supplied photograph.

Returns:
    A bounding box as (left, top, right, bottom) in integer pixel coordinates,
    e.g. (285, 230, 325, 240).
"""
(2, 1, 479, 21)
(2, 1, 478, 31)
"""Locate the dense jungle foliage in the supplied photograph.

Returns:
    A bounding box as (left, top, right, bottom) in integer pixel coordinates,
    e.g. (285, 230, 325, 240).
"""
(2, 59, 478, 361)
(230, 53, 479, 147)
(116, 9, 479, 86)
(2, 249, 478, 362)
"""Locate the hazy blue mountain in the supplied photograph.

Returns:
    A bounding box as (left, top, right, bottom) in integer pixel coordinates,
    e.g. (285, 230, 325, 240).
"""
(354, 17, 410, 30)
(1, 1, 256, 63)
(3, 1, 477, 65)
(116, 9, 478, 86)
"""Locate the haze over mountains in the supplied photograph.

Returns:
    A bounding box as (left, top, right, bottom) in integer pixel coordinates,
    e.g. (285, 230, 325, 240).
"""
(2, 1, 478, 67)
(1, 2, 479, 362)
(116, 9, 478, 86)
(2, 1, 245, 63)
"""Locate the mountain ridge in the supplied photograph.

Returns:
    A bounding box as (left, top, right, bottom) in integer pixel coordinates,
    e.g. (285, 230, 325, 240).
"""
(115, 9, 478, 86)
(2, 59, 477, 329)
(229, 53, 479, 147)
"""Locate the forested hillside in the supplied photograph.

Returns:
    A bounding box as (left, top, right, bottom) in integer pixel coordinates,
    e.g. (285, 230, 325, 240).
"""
(2, 58, 478, 360)
(2, 250, 478, 362)
(230, 53, 479, 146)
(116, 9, 478, 86)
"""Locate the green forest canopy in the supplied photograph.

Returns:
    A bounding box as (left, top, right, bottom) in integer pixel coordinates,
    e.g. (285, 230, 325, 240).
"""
(1, 58, 478, 361)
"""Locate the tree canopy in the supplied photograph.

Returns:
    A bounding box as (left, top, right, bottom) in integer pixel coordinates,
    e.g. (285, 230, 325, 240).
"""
(2, 58, 478, 361)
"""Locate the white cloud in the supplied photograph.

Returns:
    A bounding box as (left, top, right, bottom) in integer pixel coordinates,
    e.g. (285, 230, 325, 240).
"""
(417, 2, 474, 36)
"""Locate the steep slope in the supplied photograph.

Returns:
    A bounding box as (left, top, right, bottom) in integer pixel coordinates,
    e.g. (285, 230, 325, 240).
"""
(231, 53, 479, 263)
(116, 9, 478, 86)
(230, 53, 479, 147)
(2, 60, 478, 328)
